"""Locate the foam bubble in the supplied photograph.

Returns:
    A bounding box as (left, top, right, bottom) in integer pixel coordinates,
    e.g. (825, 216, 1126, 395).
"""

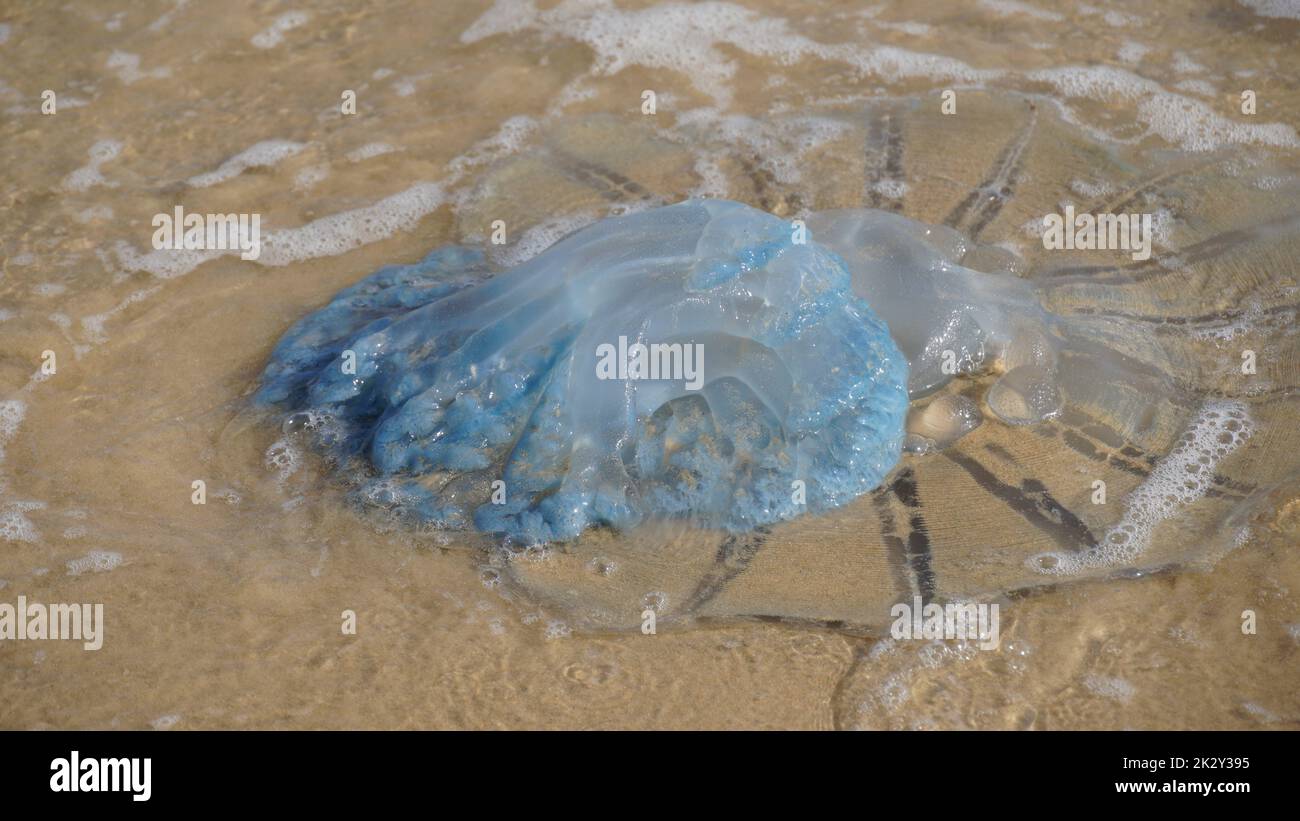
(0, 399, 25, 445)
(1116, 41, 1150, 64)
(1068, 178, 1113, 198)
(115, 183, 445, 279)
(150, 714, 181, 730)
(251, 11, 310, 49)
(76, 204, 115, 223)
(1239, 0, 1300, 19)
(186, 139, 306, 188)
(462, 1, 995, 106)
(677, 109, 853, 186)
(0, 399, 25, 463)
(544, 619, 571, 639)
(106, 51, 170, 85)
(1084, 674, 1135, 703)
(460, 0, 538, 43)
(66, 550, 124, 576)
(0, 500, 43, 542)
(63, 139, 122, 192)
(873, 20, 933, 36)
(447, 115, 538, 178)
(1033, 401, 1254, 574)
(1030, 65, 1299, 151)
(978, 0, 1064, 22)
(690, 153, 728, 198)
(257, 182, 445, 266)
(264, 438, 301, 482)
(293, 163, 329, 191)
(1174, 79, 1217, 97)
(492, 211, 599, 267)
(1171, 52, 1206, 74)
(345, 142, 398, 162)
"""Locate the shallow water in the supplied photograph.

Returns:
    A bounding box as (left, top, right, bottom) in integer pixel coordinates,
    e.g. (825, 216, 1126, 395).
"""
(2, 0, 1299, 729)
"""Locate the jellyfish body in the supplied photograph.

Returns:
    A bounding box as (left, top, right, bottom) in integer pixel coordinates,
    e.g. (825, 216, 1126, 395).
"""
(257, 199, 920, 543)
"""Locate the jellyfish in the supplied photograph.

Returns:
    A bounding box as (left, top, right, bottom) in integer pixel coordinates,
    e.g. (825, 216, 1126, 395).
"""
(254, 100, 1300, 631)
(256, 198, 913, 544)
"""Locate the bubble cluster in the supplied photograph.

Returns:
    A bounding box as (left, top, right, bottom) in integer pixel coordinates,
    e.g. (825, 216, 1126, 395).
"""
(1033, 401, 1254, 575)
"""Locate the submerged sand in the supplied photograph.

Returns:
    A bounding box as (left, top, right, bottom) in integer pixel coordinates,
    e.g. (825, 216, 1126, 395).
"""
(1, 0, 1298, 729)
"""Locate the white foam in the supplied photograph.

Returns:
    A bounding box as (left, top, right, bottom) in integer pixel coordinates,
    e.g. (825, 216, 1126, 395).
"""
(462, 1, 996, 106)
(106, 51, 170, 85)
(1068, 178, 1113, 198)
(1174, 78, 1217, 97)
(0, 500, 43, 542)
(1193, 302, 1261, 342)
(494, 211, 599, 267)
(690, 153, 728, 198)
(1118, 40, 1149, 64)
(1078, 3, 1131, 24)
(1083, 674, 1135, 703)
(257, 182, 445, 266)
(1253, 175, 1290, 191)
(147, 0, 190, 33)
(1142, 93, 1297, 151)
(870, 179, 909, 200)
(1030, 65, 1299, 151)
(1172, 52, 1206, 74)
(251, 11, 310, 49)
(345, 142, 398, 162)
(0, 400, 25, 462)
(676, 107, 852, 186)
(265, 438, 301, 482)
(186, 139, 306, 188)
(978, 0, 1064, 22)
(115, 182, 445, 279)
(1239, 0, 1300, 18)
(1033, 401, 1254, 574)
(62, 139, 122, 192)
(294, 164, 328, 193)
(447, 116, 538, 178)
(150, 714, 181, 730)
(543, 619, 571, 639)
(66, 550, 124, 575)
(546, 77, 597, 117)
(873, 20, 933, 36)
(76, 205, 114, 223)
(460, 0, 538, 42)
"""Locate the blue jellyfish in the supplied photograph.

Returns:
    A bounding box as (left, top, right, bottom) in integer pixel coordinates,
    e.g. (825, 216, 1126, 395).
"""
(257, 199, 909, 544)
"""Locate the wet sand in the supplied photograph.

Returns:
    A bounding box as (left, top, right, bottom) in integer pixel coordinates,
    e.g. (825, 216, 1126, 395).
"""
(1, 0, 1298, 729)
